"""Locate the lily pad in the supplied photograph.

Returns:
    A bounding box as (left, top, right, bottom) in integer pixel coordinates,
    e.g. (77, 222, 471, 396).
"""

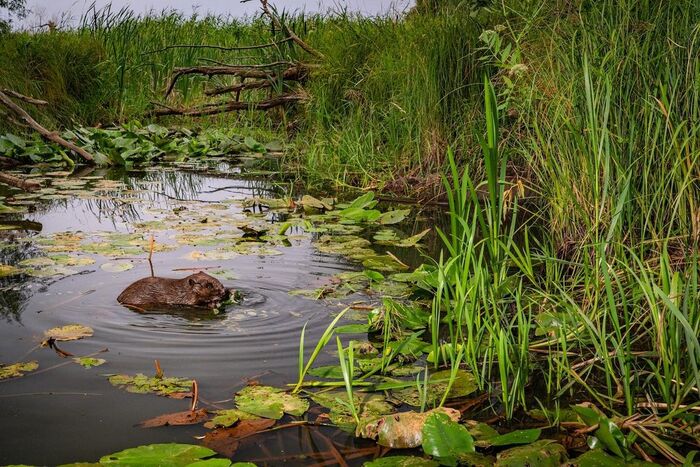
(204, 409, 260, 429)
(234, 385, 309, 419)
(488, 428, 541, 447)
(0, 361, 38, 380)
(73, 357, 106, 368)
(364, 457, 439, 467)
(44, 324, 94, 342)
(360, 407, 461, 448)
(495, 440, 568, 467)
(108, 373, 192, 397)
(395, 229, 431, 247)
(421, 411, 475, 462)
(568, 449, 659, 466)
(378, 209, 411, 225)
(99, 443, 216, 465)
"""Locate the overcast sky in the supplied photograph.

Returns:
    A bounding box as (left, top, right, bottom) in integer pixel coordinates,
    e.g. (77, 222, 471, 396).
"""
(18, 0, 413, 27)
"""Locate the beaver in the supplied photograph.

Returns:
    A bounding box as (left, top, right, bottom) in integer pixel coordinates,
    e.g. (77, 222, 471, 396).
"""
(117, 271, 228, 309)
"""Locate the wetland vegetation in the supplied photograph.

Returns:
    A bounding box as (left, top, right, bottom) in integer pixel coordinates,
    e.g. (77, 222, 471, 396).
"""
(0, 0, 699, 465)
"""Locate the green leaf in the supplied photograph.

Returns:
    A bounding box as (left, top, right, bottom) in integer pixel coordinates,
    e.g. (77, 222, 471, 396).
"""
(308, 365, 345, 379)
(73, 357, 106, 369)
(488, 428, 541, 447)
(568, 449, 660, 466)
(494, 440, 568, 467)
(0, 361, 38, 380)
(363, 456, 438, 467)
(235, 386, 309, 419)
(99, 443, 216, 465)
(378, 209, 411, 225)
(421, 412, 474, 462)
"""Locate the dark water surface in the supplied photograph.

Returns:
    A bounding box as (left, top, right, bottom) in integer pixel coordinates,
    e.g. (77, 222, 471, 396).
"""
(0, 165, 438, 465)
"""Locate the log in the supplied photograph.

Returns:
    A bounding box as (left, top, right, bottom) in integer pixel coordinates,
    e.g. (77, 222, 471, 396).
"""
(204, 79, 276, 97)
(1, 89, 48, 106)
(0, 172, 42, 192)
(151, 93, 304, 117)
(164, 65, 306, 98)
(0, 90, 95, 164)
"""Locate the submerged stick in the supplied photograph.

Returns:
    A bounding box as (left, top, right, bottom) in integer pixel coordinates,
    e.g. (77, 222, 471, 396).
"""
(0, 90, 95, 165)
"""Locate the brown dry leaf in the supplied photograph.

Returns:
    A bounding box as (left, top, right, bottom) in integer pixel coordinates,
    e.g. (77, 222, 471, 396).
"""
(359, 407, 460, 449)
(202, 418, 276, 457)
(138, 409, 209, 428)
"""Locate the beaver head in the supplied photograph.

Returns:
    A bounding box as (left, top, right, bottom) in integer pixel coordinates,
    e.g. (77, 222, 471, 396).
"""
(187, 271, 228, 307)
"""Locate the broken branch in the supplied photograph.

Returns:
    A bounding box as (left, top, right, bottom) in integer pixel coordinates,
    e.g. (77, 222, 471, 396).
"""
(152, 93, 304, 117)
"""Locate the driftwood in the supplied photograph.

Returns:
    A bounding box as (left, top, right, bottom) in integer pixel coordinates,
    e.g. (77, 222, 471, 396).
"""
(0, 172, 41, 192)
(164, 64, 307, 99)
(152, 93, 304, 117)
(0, 90, 95, 165)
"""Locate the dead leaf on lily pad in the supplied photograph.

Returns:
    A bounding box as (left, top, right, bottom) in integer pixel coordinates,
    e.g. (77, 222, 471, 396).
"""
(138, 409, 209, 428)
(359, 407, 460, 448)
(234, 385, 309, 419)
(0, 361, 38, 380)
(203, 418, 276, 458)
(43, 324, 94, 343)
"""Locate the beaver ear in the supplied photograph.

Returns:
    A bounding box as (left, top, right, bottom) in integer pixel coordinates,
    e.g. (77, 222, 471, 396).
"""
(188, 278, 196, 286)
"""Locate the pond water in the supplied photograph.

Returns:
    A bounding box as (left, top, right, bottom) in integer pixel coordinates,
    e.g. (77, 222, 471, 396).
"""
(0, 162, 439, 465)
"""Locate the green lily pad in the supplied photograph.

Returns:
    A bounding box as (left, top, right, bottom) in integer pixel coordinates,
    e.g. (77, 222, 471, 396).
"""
(204, 409, 260, 429)
(568, 449, 660, 466)
(235, 386, 309, 419)
(312, 390, 394, 433)
(495, 440, 568, 467)
(0, 361, 38, 380)
(108, 373, 192, 397)
(100, 262, 134, 273)
(361, 254, 409, 272)
(308, 365, 346, 379)
(395, 229, 431, 247)
(44, 324, 94, 342)
(488, 428, 541, 447)
(99, 443, 216, 465)
(73, 357, 106, 369)
(421, 411, 475, 463)
(363, 456, 438, 467)
(378, 209, 411, 225)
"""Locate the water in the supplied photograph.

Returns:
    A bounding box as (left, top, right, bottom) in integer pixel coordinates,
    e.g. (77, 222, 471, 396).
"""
(0, 164, 434, 465)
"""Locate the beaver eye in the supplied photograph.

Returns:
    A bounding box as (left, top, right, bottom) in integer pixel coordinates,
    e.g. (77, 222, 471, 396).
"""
(206, 283, 213, 289)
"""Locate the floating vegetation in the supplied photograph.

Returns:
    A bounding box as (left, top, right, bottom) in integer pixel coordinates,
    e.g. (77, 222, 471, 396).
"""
(73, 357, 106, 369)
(233, 385, 309, 419)
(107, 373, 192, 397)
(43, 324, 94, 342)
(0, 361, 38, 380)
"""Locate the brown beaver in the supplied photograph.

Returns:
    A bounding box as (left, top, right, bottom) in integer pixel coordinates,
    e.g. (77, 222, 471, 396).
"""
(117, 272, 228, 309)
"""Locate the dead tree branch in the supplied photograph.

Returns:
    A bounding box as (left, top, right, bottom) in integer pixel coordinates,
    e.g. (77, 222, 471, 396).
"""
(1, 89, 48, 106)
(204, 79, 277, 97)
(0, 90, 95, 165)
(151, 93, 304, 117)
(0, 172, 42, 192)
(260, 0, 324, 60)
(164, 64, 307, 98)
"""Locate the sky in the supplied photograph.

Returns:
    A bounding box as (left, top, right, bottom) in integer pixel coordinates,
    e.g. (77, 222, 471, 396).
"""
(17, 0, 413, 27)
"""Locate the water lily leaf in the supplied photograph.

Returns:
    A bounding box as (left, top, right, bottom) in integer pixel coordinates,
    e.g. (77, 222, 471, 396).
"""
(495, 440, 568, 467)
(299, 195, 332, 211)
(203, 418, 276, 458)
(395, 229, 431, 247)
(456, 452, 496, 466)
(378, 209, 410, 225)
(360, 407, 461, 449)
(466, 422, 499, 447)
(312, 391, 394, 433)
(108, 373, 192, 397)
(138, 409, 209, 428)
(204, 409, 259, 429)
(187, 460, 234, 467)
(421, 411, 475, 463)
(392, 369, 476, 407)
(235, 386, 309, 419)
(362, 254, 409, 272)
(244, 136, 265, 152)
(73, 357, 106, 369)
(346, 192, 377, 210)
(335, 324, 371, 334)
(308, 365, 345, 379)
(339, 207, 382, 222)
(0, 361, 38, 380)
(487, 428, 541, 447)
(99, 443, 215, 465)
(100, 262, 134, 273)
(44, 324, 93, 342)
(363, 456, 438, 467)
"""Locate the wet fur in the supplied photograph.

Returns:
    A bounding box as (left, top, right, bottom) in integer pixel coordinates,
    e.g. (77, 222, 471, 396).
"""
(117, 272, 227, 309)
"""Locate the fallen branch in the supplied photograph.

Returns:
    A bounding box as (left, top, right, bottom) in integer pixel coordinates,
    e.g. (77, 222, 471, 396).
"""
(0, 90, 95, 164)
(205, 78, 280, 97)
(0, 172, 41, 192)
(164, 65, 307, 98)
(1, 89, 48, 106)
(152, 93, 304, 117)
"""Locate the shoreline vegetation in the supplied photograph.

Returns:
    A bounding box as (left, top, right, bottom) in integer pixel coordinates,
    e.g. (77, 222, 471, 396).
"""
(1, 0, 699, 464)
